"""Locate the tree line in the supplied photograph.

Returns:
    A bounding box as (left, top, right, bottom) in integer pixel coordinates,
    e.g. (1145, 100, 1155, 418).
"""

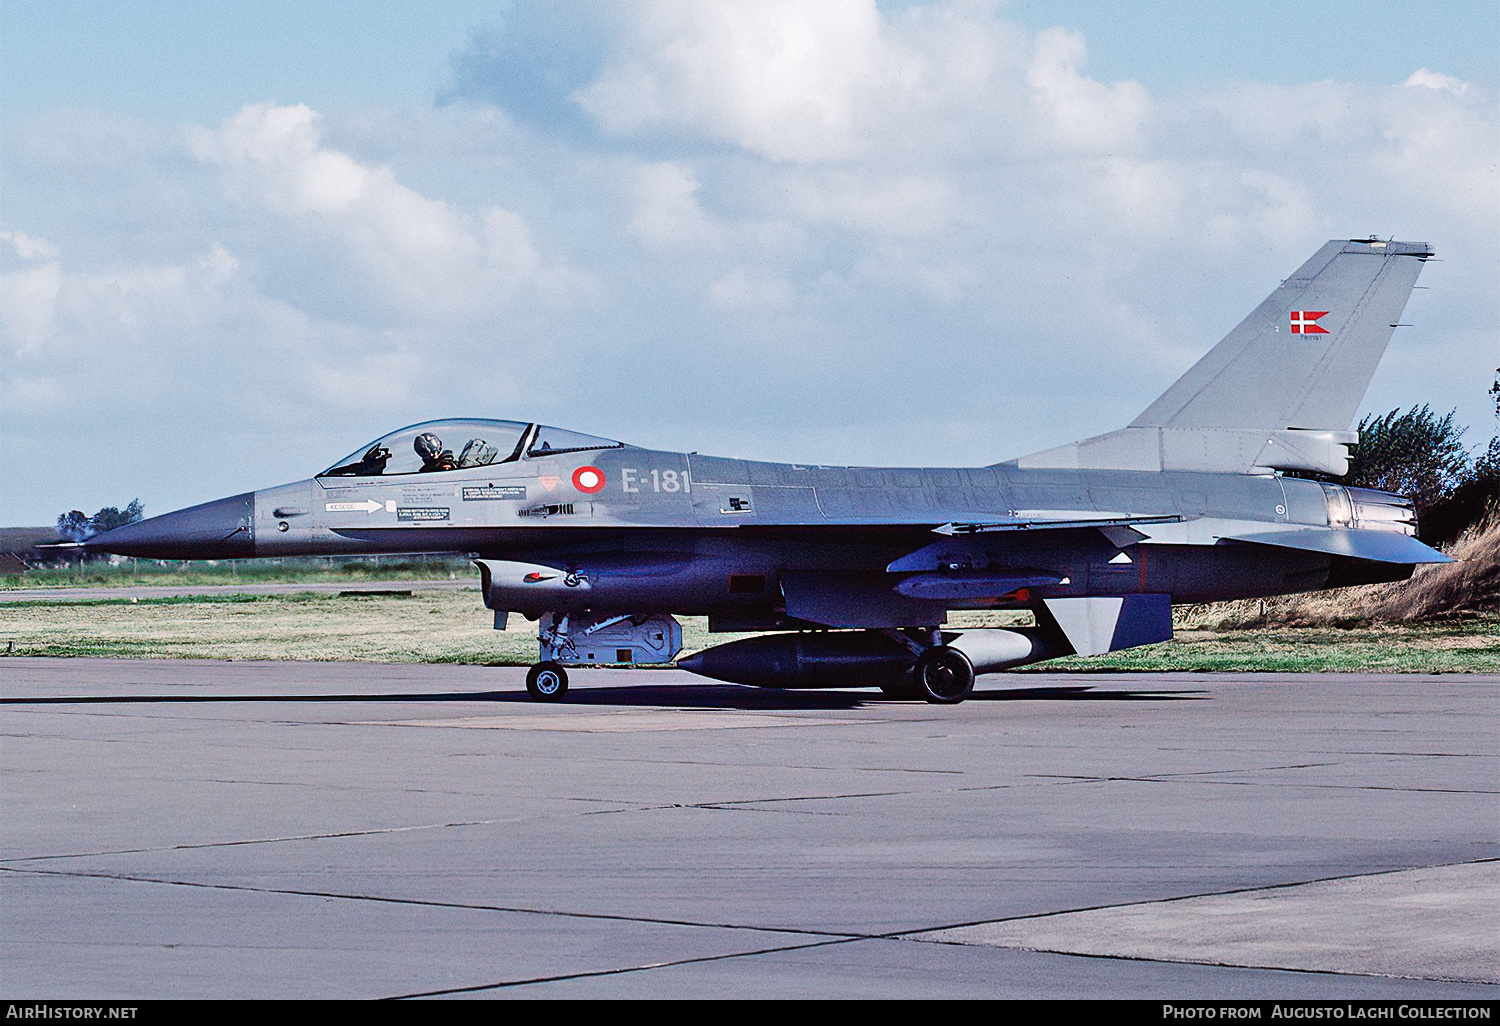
(55, 499, 144, 542)
(1344, 368, 1500, 546)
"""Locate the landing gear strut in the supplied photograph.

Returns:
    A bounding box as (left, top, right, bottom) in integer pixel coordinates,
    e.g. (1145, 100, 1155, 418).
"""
(526, 661, 569, 701)
(914, 645, 975, 704)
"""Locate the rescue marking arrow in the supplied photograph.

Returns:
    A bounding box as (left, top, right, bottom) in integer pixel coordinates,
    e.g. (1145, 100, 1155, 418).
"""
(325, 500, 384, 515)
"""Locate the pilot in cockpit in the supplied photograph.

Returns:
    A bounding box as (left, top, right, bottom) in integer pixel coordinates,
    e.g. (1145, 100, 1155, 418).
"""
(414, 432, 458, 473)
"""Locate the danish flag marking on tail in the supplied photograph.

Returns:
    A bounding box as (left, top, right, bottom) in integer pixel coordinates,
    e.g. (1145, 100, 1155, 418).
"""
(1290, 310, 1329, 334)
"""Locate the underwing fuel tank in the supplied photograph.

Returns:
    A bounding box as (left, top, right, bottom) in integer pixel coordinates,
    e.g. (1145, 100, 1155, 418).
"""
(678, 628, 1062, 689)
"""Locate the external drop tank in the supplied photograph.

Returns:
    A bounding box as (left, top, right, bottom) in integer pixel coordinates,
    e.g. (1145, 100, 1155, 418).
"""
(678, 627, 1071, 689)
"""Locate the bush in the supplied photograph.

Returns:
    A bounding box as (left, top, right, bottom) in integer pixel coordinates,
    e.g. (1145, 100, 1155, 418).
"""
(1343, 377, 1500, 547)
(89, 499, 144, 534)
(1345, 405, 1470, 508)
(54, 499, 145, 543)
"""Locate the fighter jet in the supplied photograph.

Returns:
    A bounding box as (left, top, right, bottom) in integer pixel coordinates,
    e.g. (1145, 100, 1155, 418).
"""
(86, 238, 1448, 703)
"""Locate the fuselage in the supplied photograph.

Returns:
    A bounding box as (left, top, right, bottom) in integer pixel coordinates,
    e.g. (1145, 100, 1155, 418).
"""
(89, 439, 1417, 628)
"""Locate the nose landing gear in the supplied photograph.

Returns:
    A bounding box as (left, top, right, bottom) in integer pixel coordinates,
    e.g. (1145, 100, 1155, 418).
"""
(517, 610, 684, 701)
(525, 661, 569, 701)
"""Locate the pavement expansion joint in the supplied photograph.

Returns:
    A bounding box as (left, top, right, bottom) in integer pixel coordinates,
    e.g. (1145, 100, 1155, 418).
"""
(383, 935, 869, 999)
(692, 803, 845, 817)
(1024, 772, 1499, 795)
(0, 817, 533, 863)
(1, 863, 875, 943)
(704, 788, 913, 806)
(900, 859, 1500, 985)
(1151, 762, 1346, 776)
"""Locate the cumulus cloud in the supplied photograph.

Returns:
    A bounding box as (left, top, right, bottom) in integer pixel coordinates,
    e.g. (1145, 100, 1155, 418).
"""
(572, 0, 1149, 163)
(1405, 68, 1470, 97)
(628, 161, 723, 251)
(0, 232, 62, 352)
(0, 231, 423, 419)
(2, 1, 1496, 524)
(1024, 26, 1149, 152)
(1, 231, 60, 262)
(0, 231, 234, 370)
(188, 103, 565, 322)
(577, 0, 889, 161)
(710, 267, 793, 310)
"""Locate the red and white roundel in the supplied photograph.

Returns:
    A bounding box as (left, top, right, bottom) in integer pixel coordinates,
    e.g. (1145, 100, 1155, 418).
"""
(571, 465, 606, 494)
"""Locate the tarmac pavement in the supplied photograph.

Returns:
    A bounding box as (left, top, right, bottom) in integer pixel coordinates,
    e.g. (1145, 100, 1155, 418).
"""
(1, 658, 1495, 999)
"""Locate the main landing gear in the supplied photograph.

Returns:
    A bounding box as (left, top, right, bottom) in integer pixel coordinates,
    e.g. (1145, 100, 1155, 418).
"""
(878, 630, 976, 704)
(913, 645, 975, 704)
(525, 661, 569, 701)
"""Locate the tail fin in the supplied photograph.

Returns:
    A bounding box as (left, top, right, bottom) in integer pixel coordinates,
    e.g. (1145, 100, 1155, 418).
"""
(1017, 239, 1432, 476)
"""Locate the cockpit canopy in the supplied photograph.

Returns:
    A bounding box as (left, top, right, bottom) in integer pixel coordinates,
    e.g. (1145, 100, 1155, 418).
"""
(319, 419, 622, 478)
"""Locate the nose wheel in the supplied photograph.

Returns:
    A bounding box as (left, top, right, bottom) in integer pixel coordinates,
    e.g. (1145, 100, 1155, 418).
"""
(526, 661, 569, 701)
(914, 646, 974, 704)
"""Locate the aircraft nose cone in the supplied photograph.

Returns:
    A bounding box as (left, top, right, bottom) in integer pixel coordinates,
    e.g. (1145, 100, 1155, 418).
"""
(84, 493, 255, 559)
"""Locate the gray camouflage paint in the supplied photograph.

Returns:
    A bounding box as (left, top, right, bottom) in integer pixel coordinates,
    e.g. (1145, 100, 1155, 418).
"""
(87, 239, 1445, 679)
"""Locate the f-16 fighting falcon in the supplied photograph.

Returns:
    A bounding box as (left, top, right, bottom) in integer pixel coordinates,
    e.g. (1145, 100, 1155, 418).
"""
(85, 239, 1449, 703)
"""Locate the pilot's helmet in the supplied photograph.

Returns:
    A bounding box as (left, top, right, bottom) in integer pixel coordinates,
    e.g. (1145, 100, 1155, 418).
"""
(414, 433, 445, 462)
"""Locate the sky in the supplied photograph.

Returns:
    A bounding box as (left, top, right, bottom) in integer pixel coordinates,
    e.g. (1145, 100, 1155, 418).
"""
(2, 0, 1496, 525)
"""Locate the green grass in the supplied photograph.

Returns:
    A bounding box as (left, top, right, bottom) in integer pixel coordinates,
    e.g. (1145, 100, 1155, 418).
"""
(0, 588, 754, 666)
(0, 588, 520, 663)
(0, 554, 475, 590)
(2, 588, 1496, 672)
(1024, 618, 1500, 674)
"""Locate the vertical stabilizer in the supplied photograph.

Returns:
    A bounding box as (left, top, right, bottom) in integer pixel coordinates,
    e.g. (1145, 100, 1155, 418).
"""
(1016, 239, 1432, 475)
(1132, 239, 1432, 432)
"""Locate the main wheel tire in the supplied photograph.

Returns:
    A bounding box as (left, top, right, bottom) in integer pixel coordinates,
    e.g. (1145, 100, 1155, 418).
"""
(914, 646, 974, 704)
(526, 661, 569, 701)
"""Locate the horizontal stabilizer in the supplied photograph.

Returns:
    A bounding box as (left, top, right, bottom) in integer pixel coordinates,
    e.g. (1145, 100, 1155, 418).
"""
(1016, 239, 1431, 475)
(1224, 528, 1452, 564)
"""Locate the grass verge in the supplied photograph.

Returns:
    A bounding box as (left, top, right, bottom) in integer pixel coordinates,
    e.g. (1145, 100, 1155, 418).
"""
(0, 555, 475, 590)
(2, 588, 1496, 672)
